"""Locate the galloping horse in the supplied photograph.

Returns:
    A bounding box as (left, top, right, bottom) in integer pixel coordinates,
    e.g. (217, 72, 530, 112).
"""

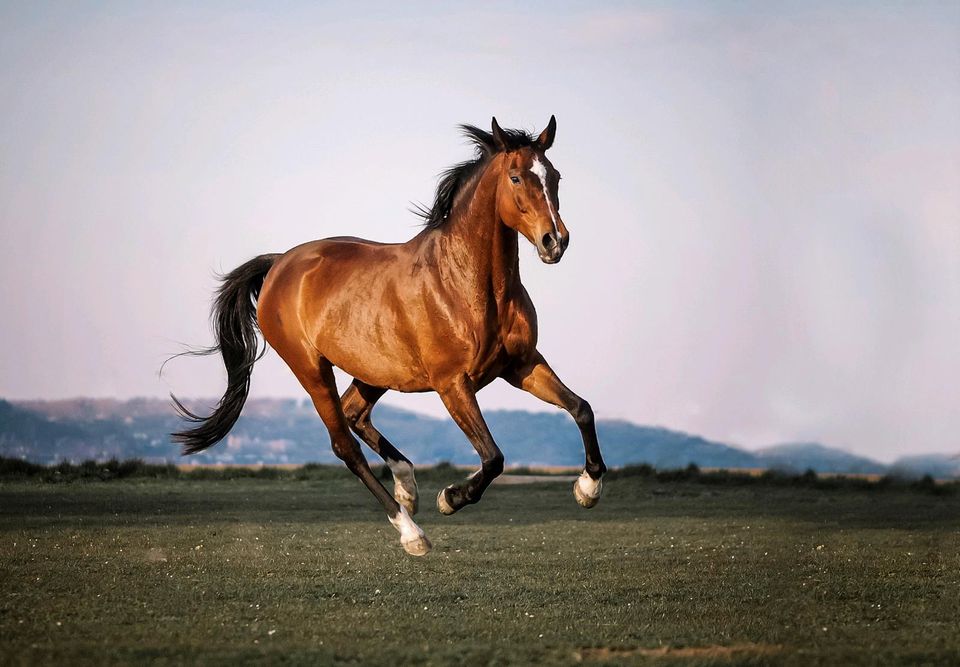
(173, 117, 606, 556)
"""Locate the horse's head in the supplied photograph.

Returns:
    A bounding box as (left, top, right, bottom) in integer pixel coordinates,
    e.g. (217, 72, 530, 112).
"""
(493, 116, 569, 264)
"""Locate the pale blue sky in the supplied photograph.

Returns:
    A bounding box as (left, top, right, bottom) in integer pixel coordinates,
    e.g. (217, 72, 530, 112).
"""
(1, 2, 957, 461)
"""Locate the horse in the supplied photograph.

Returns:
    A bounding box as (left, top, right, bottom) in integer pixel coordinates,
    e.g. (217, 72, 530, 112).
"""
(172, 116, 606, 556)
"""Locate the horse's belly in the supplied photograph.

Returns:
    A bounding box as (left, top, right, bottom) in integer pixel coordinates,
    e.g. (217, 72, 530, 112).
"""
(309, 287, 436, 391)
(323, 341, 433, 393)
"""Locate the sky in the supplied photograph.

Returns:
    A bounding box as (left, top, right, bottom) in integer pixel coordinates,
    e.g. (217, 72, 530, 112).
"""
(1, 1, 957, 462)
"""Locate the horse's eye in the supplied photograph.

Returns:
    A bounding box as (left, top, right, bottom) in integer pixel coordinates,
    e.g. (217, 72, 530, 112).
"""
(510, 175, 520, 185)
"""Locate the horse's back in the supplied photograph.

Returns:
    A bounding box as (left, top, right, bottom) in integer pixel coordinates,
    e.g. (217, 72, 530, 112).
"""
(257, 235, 431, 389)
(281, 235, 396, 260)
(259, 236, 408, 324)
(265, 236, 402, 284)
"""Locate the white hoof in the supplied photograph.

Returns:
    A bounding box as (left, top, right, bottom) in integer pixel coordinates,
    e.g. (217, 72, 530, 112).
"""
(401, 534, 432, 557)
(574, 471, 602, 508)
(388, 506, 432, 556)
(436, 487, 456, 515)
(389, 460, 419, 515)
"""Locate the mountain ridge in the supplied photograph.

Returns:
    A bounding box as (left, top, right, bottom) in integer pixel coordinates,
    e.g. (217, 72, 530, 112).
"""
(1, 397, 955, 478)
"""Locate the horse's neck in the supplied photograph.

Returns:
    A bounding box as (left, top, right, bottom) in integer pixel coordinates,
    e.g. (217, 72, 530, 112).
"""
(437, 159, 520, 301)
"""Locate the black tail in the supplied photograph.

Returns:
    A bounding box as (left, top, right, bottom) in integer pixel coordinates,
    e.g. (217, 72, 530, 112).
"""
(170, 254, 280, 455)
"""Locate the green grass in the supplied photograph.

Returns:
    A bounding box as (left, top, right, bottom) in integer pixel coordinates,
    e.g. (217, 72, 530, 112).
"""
(1, 471, 958, 665)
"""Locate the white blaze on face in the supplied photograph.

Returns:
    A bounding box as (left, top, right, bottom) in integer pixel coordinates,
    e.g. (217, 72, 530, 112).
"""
(529, 156, 559, 234)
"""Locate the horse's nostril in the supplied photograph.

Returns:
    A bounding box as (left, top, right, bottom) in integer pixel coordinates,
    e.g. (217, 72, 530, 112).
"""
(542, 233, 557, 250)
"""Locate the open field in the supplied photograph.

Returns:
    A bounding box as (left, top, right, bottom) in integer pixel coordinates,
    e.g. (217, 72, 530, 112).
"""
(1, 469, 959, 665)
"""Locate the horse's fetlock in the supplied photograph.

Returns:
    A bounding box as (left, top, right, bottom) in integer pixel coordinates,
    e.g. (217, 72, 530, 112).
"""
(587, 461, 606, 478)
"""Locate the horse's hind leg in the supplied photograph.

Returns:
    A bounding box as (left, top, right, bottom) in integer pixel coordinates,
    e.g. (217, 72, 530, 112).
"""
(296, 359, 431, 556)
(341, 380, 419, 515)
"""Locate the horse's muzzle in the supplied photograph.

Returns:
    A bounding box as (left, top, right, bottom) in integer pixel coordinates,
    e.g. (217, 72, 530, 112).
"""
(538, 231, 566, 264)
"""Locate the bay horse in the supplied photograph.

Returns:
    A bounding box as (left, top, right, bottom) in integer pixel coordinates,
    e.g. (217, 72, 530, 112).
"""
(172, 116, 606, 556)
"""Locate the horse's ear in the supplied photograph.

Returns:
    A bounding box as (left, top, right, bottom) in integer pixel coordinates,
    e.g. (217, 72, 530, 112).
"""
(536, 115, 557, 151)
(491, 117, 509, 151)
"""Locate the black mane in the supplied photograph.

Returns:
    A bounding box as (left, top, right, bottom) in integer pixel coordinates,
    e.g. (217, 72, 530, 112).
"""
(414, 123, 537, 229)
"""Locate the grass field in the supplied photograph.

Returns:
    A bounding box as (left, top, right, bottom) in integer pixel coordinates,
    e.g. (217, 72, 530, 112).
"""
(1, 468, 959, 665)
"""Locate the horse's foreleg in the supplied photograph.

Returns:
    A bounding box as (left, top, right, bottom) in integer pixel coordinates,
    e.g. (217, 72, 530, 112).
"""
(435, 376, 504, 514)
(504, 352, 606, 508)
(341, 380, 419, 515)
(299, 361, 431, 556)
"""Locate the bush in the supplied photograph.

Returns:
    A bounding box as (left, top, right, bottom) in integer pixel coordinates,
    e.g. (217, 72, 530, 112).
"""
(0, 456, 956, 494)
(0, 457, 44, 478)
(608, 464, 655, 480)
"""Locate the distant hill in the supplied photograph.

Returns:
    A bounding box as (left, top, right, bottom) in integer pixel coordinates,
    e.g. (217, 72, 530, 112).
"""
(889, 454, 960, 480)
(592, 419, 762, 470)
(755, 442, 888, 475)
(1, 397, 955, 478)
(0, 399, 87, 444)
(0, 398, 769, 469)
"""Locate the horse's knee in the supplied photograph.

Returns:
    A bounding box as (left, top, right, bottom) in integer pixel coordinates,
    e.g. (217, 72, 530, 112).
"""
(571, 398, 594, 427)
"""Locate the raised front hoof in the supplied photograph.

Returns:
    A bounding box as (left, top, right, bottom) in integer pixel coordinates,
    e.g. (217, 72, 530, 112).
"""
(401, 534, 432, 557)
(436, 487, 457, 515)
(574, 472, 602, 509)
